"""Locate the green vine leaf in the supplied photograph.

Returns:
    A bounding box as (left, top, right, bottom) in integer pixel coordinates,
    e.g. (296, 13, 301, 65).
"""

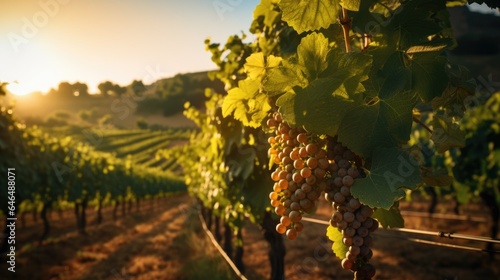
(421, 167, 453, 186)
(287, 51, 372, 136)
(263, 32, 330, 96)
(253, 0, 281, 28)
(340, 0, 360, 11)
(372, 207, 404, 228)
(279, 0, 340, 34)
(222, 78, 271, 128)
(431, 115, 466, 153)
(276, 90, 297, 126)
(387, 0, 445, 50)
(337, 89, 417, 158)
(297, 33, 330, 80)
(351, 147, 422, 209)
(244, 52, 282, 81)
(327, 225, 348, 260)
(406, 52, 449, 103)
(264, 60, 308, 97)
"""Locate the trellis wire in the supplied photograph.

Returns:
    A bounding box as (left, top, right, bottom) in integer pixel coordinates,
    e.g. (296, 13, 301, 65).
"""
(400, 210, 487, 223)
(374, 232, 500, 254)
(197, 210, 249, 280)
(300, 216, 500, 253)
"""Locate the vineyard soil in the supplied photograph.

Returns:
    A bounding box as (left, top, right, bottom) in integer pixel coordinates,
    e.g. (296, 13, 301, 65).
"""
(1, 194, 498, 280)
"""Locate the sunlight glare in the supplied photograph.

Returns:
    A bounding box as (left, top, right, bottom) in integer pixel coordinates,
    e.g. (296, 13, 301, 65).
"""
(6, 81, 40, 96)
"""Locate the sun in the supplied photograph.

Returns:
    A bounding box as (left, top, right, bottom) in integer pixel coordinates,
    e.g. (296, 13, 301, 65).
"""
(5, 81, 41, 96)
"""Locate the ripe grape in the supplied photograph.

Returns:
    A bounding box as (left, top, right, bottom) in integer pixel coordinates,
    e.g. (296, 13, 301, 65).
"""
(324, 137, 378, 279)
(267, 112, 331, 240)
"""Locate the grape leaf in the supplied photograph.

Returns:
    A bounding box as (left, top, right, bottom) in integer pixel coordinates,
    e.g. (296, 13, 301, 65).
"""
(264, 60, 308, 96)
(376, 51, 412, 99)
(431, 65, 476, 117)
(222, 78, 271, 128)
(431, 115, 465, 153)
(263, 33, 329, 96)
(253, 0, 281, 28)
(387, 0, 445, 50)
(226, 144, 256, 181)
(244, 53, 282, 81)
(351, 147, 422, 209)
(372, 207, 404, 228)
(406, 52, 449, 103)
(293, 77, 363, 136)
(446, 0, 467, 7)
(276, 90, 297, 126)
(406, 41, 451, 54)
(287, 51, 371, 136)
(297, 33, 330, 80)
(337, 91, 417, 158)
(421, 167, 453, 186)
(340, 0, 360, 11)
(326, 225, 348, 260)
(279, 0, 340, 34)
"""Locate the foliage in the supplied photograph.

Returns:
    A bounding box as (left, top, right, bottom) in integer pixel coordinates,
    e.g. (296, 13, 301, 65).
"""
(203, 0, 499, 272)
(0, 96, 185, 215)
(97, 81, 127, 96)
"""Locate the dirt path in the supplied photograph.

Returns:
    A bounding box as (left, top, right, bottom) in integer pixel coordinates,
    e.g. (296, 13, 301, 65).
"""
(0, 194, 231, 280)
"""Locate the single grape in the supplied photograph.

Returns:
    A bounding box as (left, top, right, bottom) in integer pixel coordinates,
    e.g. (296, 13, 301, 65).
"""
(343, 226, 356, 237)
(357, 226, 369, 238)
(294, 222, 304, 232)
(286, 228, 298, 240)
(342, 175, 354, 187)
(344, 212, 355, 223)
(289, 210, 302, 223)
(341, 258, 353, 270)
(280, 216, 291, 227)
(352, 235, 364, 247)
(276, 223, 286, 234)
(307, 157, 318, 169)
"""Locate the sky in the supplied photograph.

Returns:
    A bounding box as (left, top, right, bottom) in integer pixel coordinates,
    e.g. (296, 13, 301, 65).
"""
(1, 0, 260, 95)
(0, 1, 497, 96)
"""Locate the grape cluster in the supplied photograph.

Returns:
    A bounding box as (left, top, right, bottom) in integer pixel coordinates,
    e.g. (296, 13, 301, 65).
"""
(324, 137, 378, 280)
(267, 112, 328, 240)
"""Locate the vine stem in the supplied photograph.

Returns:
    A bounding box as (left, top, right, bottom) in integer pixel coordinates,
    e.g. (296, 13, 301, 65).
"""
(413, 116, 433, 134)
(340, 7, 351, 53)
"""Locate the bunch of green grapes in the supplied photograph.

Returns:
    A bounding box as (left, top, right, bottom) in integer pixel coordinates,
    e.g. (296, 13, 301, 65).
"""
(267, 112, 328, 240)
(325, 137, 378, 280)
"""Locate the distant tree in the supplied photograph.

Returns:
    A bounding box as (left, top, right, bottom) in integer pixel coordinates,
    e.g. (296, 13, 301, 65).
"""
(57, 82, 74, 97)
(112, 84, 127, 97)
(97, 81, 114, 96)
(136, 118, 148, 129)
(0, 82, 7, 96)
(129, 80, 146, 96)
(97, 81, 126, 96)
(73, 82, 89, 97)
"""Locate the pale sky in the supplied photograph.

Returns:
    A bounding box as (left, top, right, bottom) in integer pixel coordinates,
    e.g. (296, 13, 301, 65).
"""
(1, 0, 260, 95)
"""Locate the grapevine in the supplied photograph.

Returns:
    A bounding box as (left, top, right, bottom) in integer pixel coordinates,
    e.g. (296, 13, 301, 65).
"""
(216, 0, 499, 279)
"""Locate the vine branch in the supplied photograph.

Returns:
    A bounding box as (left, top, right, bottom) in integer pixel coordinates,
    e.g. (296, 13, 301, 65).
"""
(340, 8, 351, 53)
(413, 116, 433, 134)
